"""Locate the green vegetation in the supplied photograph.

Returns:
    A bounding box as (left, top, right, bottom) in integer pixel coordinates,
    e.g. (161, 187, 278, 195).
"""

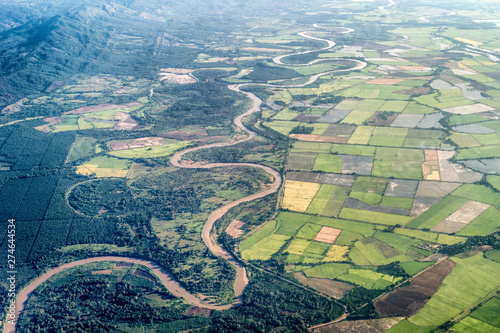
(312, 153, 344, 173)
(409, 254, 500, 327)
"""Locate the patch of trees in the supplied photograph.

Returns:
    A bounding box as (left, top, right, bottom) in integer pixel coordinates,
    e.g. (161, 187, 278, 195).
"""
(438, 232, 499, 256)
(313, 95, 344, 105)
(242, 62, 300, 82)
(152, 82, 246, 128)
(209, 269, 344, 332)
(290, 125, 314, 134)
(18, 274, 190, 332)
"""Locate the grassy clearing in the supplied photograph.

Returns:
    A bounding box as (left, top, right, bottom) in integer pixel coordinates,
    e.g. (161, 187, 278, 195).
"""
(339, 208, 414, 226)
(312, 154, 344, 173)
(330, 144, 376, 156)
(108, 141, 191, 159)
(394, 228, 437, 243)
(400, 261, 433, 276)
(406, 196, 469, 229)
(239, 220, 276, 252)
(372, 147, 424, 179)
(76, 156, 131, 177)
(282, 180, 321, 212)
(409, 254, 500, 327)
(67, 136, 97, 163)
(485, 250, 500, 263)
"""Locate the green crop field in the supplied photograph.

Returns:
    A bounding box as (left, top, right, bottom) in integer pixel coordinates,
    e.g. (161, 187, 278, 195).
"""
(406, 196, 469, 229)
(292, 141, 332, 153)
(303, 263, 351, 279)
(400, 261, 433, 276)
(352, 241, 387, 265)
(108, 141, 191, 159)
(380, 196, 413, 209)
(350, 192, 382, 205)
(339, 208, 414, 226)
(409, 254, 500, 327)
(286, 238, 311, 255)
(275, 212, 310, 236)
(306, 184, 338, 215)
(456, 145, 500, 160)
(452, 317, 500, 333)
(348, 126, 374, 144)
(452, 184, 500, 206)
(448, 133, 481, 148)
(239, 220, 277, 252)
(486, 175, 500, 191)
(337, 268, 401, 289)
(458, 206, 500, 236)
(308, 216, 376, 237)
(486, 250, 500, 263)
(373, 231, 420, 253)
(351, 176, 388, 194)
(312, 154, 344, 173)
(67, 136, 98, 162)
(241, 234, 290, 260)
(342, 111, 375, 125)
(372, 147, 424, 179)
(387, 320, 436, 333)
(319, 186, 349, 217)
(296, 223, 323, 240)
(330, 144, 376, 156)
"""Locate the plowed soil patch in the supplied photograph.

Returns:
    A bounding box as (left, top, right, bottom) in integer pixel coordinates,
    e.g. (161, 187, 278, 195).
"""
(375, 259, 455, 317)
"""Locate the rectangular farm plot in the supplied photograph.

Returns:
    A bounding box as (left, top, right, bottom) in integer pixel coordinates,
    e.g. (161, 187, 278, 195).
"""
(339, 208, 414, 226)
(340, 155, 374, 176)
(369, 127, 407, 147)
(438, 150, 483, 183)
(458, 206, 500, 236)
(287, 152, 317, 171)
(391, 113, 424, 128)
(431, 200, 491, 234)
(341, 111, 375, 125)
(348, 126, 375, 145)
(240, 234, 290, 260)
(282, 180, 321, 212)
(312, 154, 343, 173)
(372, 147, 424, 179)
(306, 184, 348, 217)
(314, 226, 342, 243)
(421, 149, 440, 180)
(442, 103, 495, 114)
(379, 100, 409, 112)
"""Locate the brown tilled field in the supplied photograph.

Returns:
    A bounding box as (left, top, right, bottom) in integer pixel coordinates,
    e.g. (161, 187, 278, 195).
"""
(375, 259, 455, 317)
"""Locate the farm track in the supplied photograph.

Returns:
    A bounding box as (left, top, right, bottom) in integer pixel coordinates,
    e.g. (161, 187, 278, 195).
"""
(4, 27, 366, 333)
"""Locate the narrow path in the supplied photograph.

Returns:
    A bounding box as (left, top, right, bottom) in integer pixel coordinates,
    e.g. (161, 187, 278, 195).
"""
(4, 26, 365, 333)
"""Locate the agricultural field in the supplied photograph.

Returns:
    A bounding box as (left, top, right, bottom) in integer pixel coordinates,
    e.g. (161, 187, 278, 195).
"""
(3, 0, 500, 332)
